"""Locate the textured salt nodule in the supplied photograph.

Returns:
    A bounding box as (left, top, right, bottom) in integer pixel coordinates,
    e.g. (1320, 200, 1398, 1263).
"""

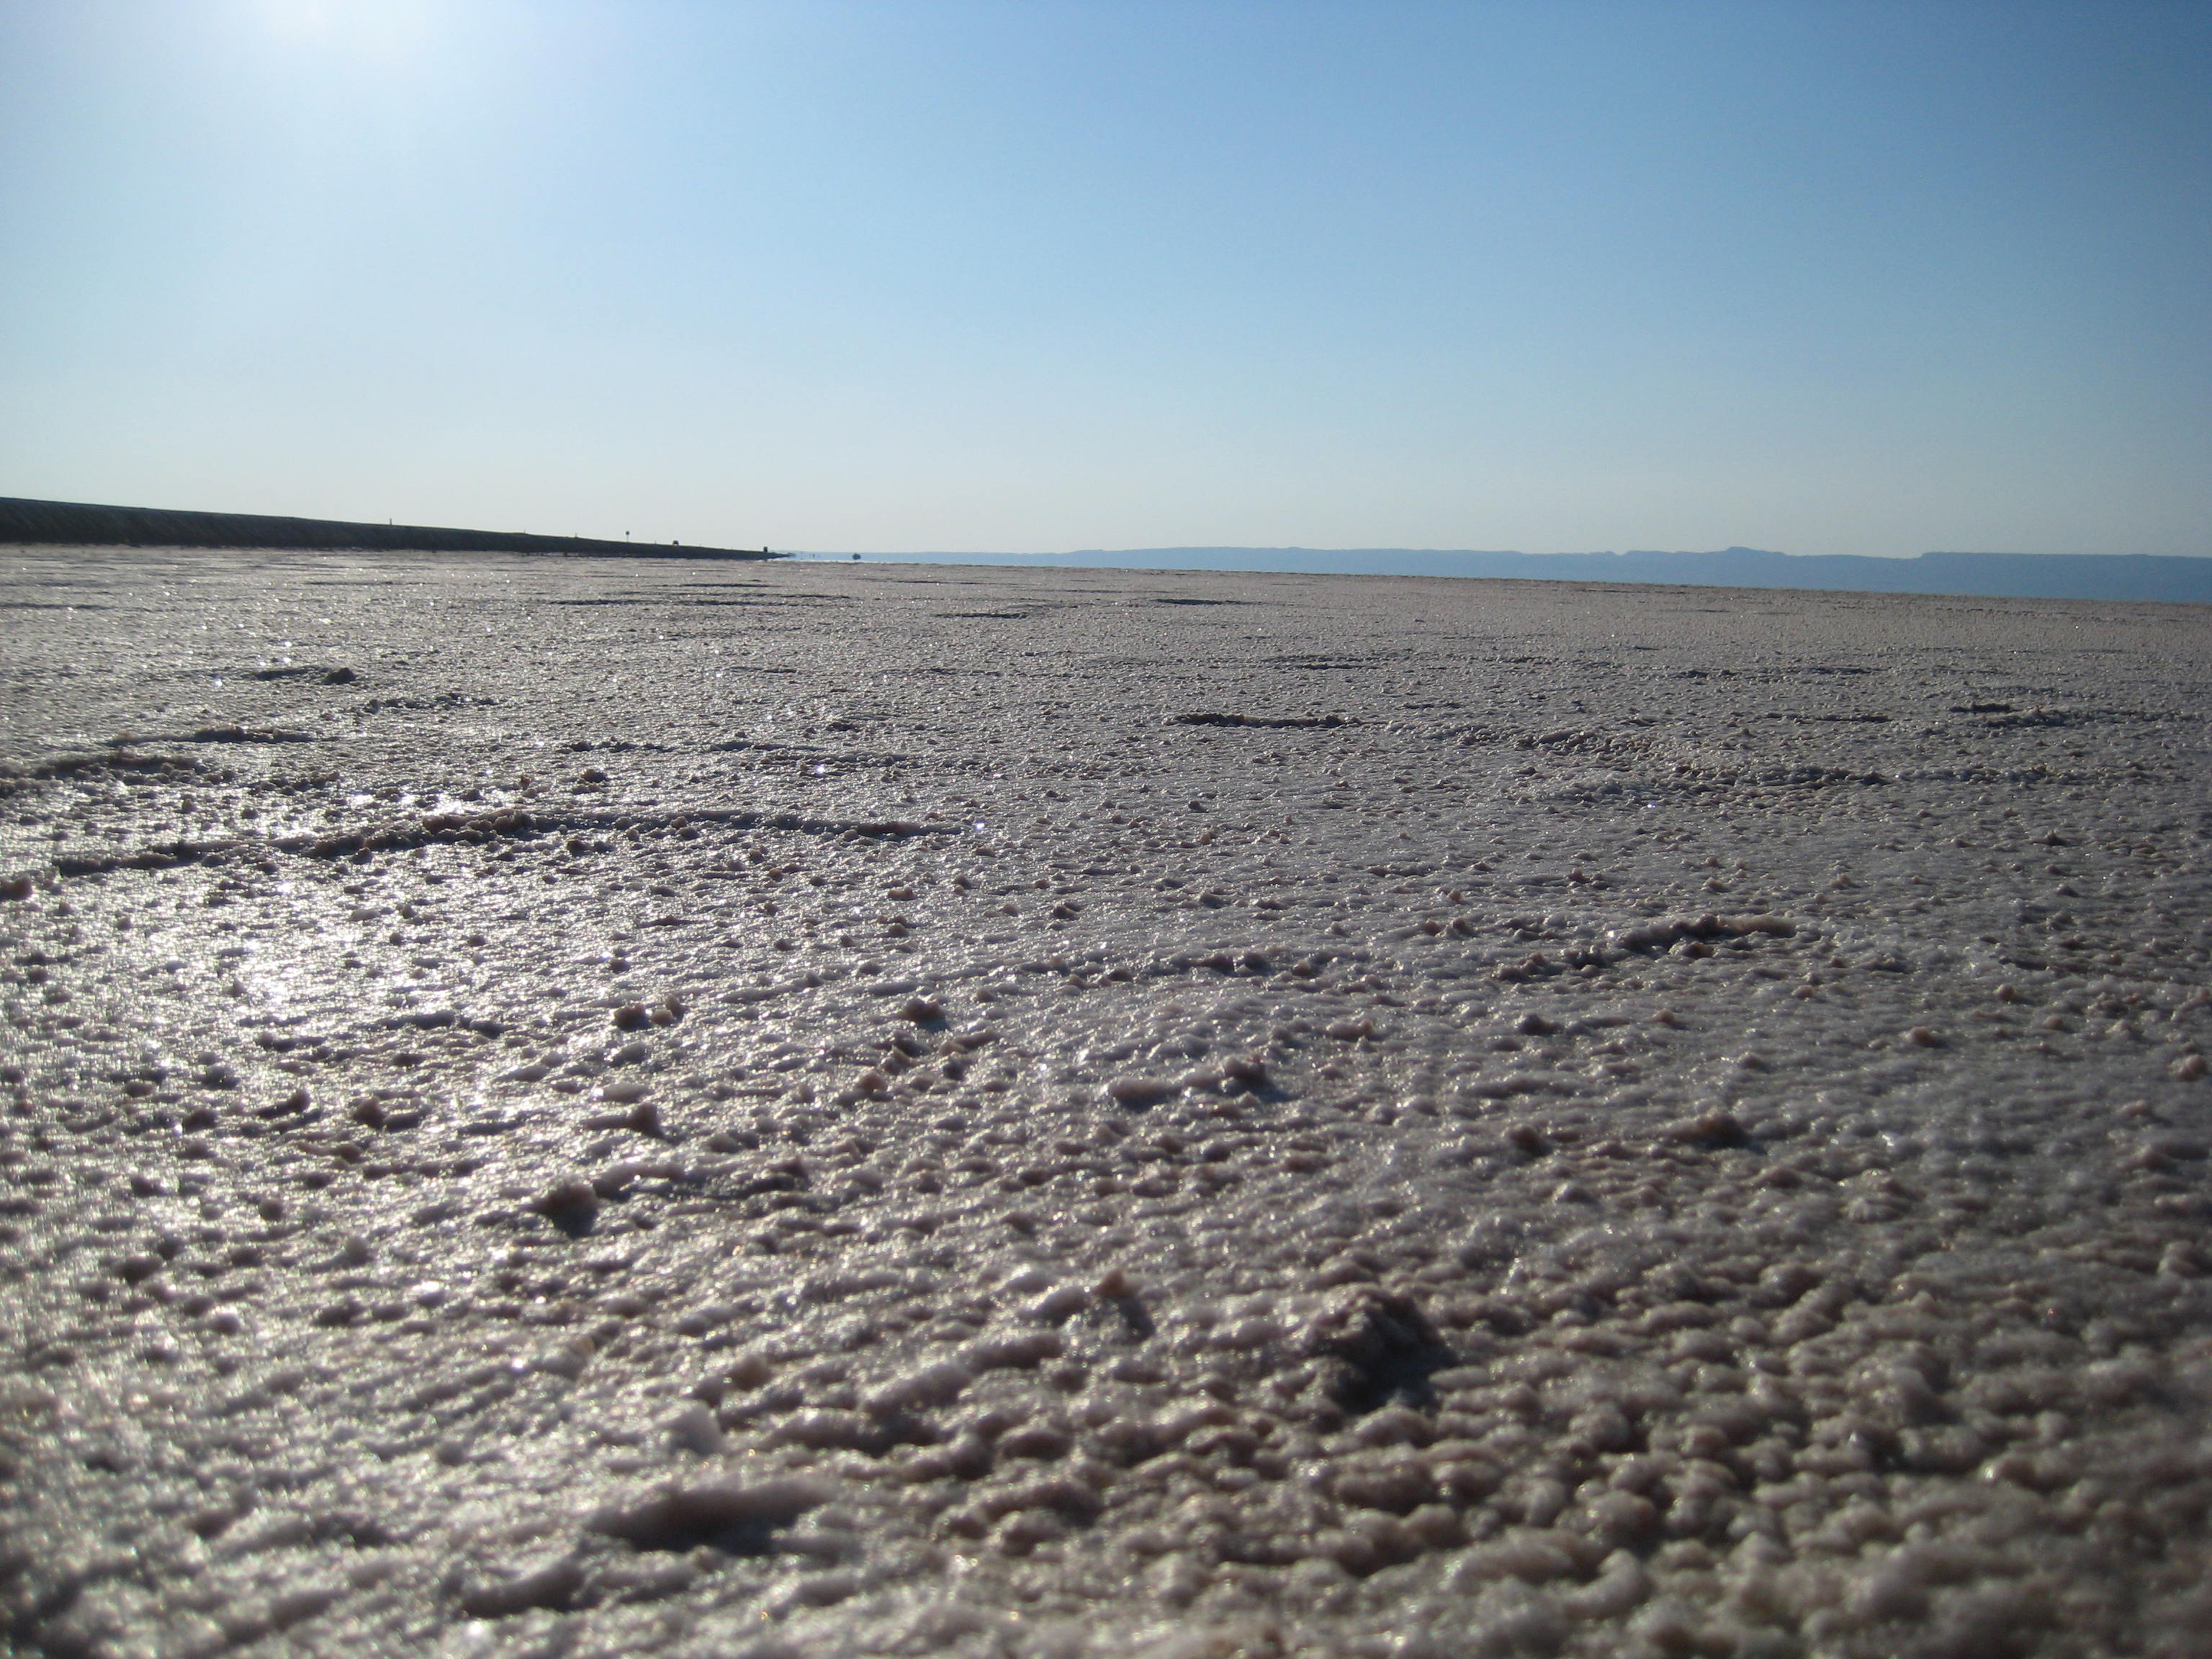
(458, 1555, 584, 1619)
(2, 550, 2211, 1657)
(532, 1177, 598, 1226)
(1105, 1076, 1180, 1107)
(961, 1329, 1064, 1372)
(862, 1359, 974, 1414)
(585, 1474, 834, 1550)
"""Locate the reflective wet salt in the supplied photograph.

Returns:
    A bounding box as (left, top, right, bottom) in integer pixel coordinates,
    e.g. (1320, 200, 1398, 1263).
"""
(0, 549, 2207, 1658)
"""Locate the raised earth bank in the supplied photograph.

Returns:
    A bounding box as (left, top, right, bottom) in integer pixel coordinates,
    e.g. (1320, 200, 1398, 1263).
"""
(0, 498, 777, 561)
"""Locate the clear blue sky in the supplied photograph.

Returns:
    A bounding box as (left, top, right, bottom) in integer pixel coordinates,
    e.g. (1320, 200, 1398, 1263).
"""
(3, 1, 2206, 557)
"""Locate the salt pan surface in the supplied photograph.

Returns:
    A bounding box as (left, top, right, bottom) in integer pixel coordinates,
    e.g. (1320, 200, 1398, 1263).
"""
(0, 549, 2208, 1657)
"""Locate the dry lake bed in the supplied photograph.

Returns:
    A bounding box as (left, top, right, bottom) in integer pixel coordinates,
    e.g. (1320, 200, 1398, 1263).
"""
(1, 549, 2209, 1658)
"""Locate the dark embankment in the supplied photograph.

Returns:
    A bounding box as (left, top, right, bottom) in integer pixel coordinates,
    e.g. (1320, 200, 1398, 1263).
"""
(0, 495, 780, 560)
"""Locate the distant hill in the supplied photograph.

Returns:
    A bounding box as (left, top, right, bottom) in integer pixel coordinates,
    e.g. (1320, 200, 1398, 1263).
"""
(824, 544, 2212, 603)
(0, 496, 778, 561)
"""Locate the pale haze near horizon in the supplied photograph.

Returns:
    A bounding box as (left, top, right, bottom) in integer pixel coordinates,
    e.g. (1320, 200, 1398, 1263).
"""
(1, 1, 2206, 560)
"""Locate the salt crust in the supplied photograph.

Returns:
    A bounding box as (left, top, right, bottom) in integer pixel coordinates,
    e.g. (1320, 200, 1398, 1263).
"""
(0, 549, 2208, 1656)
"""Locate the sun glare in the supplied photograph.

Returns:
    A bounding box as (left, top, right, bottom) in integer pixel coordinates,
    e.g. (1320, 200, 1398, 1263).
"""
(247, 0, 439, 59)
